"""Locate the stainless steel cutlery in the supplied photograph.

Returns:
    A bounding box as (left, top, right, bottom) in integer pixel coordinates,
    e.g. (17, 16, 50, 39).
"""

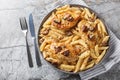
(19, 17, 33, 67)
(20, 15, 41, 67)
(29, 14, 41, 67)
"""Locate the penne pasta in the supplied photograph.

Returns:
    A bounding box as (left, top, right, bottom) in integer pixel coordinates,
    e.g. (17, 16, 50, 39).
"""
(99, 46, 109, 50)
(102, 36, 110, 44)
(44, 45, 50, 50)
(84, 8, 91, 17)
(98, 23, 102, 33)
(72, 36, 80, 41)
(78, 40, 88, 48)
(80, 51, 90, 59)
(60, 64, 75, 71)
(43, 16, 53, 25)
(51, 28, 64, 34)
(42, 51, 49, 58)
(40, 41, 47, 51)
(71, 40, 88, 48)
(46, 57, 59, 63)
(39, 5, 109, 73)
(72, 29, 81, 36)
(99, 20, 107, 34)
(95, 49, 106, 64)
(80, 56, 89, 70)
(95, 45, 99, 57)
(65, 36, 73, 44)
(74, 57, 83, 73)
(85, 60, 95, 69)
(90, 49, 97, 59)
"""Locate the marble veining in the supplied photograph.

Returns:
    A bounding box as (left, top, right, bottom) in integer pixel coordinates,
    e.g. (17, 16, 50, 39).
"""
(0, 0, 120, 80)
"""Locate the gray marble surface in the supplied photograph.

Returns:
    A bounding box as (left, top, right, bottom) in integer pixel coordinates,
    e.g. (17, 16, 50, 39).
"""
(0, 0, 120, 80)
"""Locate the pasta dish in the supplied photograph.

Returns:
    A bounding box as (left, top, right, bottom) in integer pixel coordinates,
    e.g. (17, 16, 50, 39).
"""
(38, 5, 109, 73)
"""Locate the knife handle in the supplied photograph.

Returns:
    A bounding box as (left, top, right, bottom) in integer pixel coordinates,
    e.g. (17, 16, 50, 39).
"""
(34, 38, 41, 67)
(26, 37, 34, 67)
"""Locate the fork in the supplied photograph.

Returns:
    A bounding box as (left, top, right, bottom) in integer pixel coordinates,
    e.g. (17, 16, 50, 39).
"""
(19, 17, 33, 67)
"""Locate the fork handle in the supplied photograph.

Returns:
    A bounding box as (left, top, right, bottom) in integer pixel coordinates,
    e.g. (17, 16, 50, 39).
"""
(26, 37, 33, 67)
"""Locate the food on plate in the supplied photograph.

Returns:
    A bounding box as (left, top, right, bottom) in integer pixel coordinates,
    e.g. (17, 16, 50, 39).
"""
(39, 5, 109, 73)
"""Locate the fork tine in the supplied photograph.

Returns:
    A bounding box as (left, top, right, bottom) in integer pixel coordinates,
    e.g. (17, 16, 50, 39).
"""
(20, 17, 26, 30)
(24, 17, 28, 29)
(19, 18, 24, 30)
(19, 17, 28, 30)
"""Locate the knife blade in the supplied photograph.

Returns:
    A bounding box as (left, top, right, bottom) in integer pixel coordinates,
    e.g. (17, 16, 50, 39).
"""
(29, 14, 41, 67)
(29, 14, 36, 37)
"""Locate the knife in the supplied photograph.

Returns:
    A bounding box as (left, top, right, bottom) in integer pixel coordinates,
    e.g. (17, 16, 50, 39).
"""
(29, 14, 41, 67)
